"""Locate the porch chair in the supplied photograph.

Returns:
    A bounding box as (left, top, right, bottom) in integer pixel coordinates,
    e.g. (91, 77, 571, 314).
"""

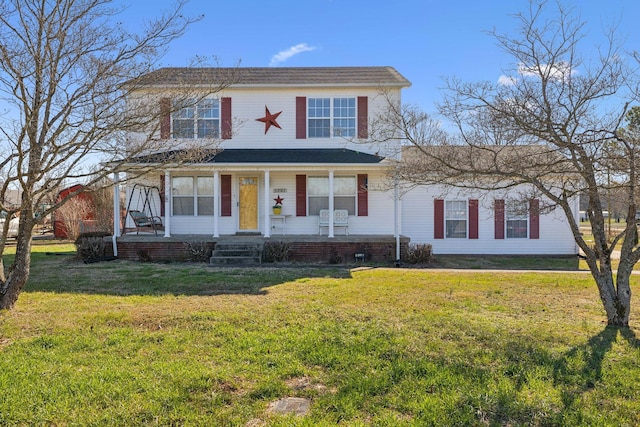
(318, 209, 349, 235)
(128, 210, 164, 235)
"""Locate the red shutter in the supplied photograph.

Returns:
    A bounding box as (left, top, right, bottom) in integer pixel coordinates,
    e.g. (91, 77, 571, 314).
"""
(221, 175, 232, 217)
(469, 199, 479, 239)
(159, 174, 166, 216)
(160, 98, 171, 139)
(296, 97, 306, 139)
(494, 199, 505, 239)
(221, 97, 232, 139)
(434, 199, 444, 239)
(529, 199, 540, 239)
(296, 175, 307, 216)
(357, 174, 368, 216)
(357, 96, 368, 139)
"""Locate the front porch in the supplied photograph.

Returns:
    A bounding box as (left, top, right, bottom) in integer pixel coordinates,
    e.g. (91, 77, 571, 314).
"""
(109, 233, 409, 264)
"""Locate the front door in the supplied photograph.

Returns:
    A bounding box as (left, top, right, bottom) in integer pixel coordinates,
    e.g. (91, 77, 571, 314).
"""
(239, 177, 259, 231)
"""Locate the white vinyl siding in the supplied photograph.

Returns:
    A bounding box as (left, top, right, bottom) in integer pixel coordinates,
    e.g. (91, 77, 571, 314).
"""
(401, 185, 578, 255)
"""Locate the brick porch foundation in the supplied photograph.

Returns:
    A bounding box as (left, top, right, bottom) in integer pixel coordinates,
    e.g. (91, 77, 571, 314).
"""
(106, 235, 409, 264)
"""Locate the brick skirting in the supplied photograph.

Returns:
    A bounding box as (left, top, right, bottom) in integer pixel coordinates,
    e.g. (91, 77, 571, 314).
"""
(107, 236, 409, 264)
(285, 241, 405, 263)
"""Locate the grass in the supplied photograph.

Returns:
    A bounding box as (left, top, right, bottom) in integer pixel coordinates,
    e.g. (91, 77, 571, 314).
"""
(428, 254, 580, 270)
(0, 241, 639, 425)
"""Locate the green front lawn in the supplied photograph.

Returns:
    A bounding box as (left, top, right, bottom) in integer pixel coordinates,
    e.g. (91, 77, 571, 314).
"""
(0, 243, 639, 425)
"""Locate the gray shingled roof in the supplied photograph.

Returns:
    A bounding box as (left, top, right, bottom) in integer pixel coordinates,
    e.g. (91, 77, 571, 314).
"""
(132, 67, 411, 88)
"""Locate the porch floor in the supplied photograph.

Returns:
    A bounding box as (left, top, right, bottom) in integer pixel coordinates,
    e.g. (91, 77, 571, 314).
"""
(117, 233, 401, 243)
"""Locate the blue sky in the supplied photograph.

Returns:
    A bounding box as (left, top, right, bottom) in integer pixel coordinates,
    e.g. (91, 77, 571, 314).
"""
(121, 1, 640, 111)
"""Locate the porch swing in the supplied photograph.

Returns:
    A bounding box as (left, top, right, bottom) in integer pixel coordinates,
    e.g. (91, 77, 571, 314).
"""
(123, 184, 164, 235)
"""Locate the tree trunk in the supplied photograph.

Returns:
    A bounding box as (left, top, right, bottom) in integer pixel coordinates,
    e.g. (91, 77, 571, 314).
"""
(0, 221, 33, 310)
(591, 265, 630, 327)
(611, 275, 632, 327)
(611, 257, 634, 327)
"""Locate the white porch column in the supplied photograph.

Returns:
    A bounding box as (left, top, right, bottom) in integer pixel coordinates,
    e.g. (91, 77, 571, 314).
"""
(264, 169, 271, 238)
(213, 170, 220, 237)
(164, 170, 171, 237)
(113, 172, 121, 237)
(328, 170, 334, 238)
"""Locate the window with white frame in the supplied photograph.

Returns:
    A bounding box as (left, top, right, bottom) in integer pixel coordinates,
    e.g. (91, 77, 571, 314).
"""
(307, 176, 356, 215)
(445, 200, 467, 238)
(308, 97, 356, 138)
(333, 98, 356, 137)
(197, 177, 215, 215)
(172, 99, 220, 139)
(308, 98, 330, 138)
(172, 176, 214, 216)
(506, 202, 528, 238)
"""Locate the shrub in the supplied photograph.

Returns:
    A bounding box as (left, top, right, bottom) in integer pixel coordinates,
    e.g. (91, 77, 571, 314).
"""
(404, 243, 433, 264)
(183, 241, 213, 262)
(328, 247, 343, 264)
(137, 249, 152, 262)
(74, 232, 110, 261)
(263, 241, 291, 263)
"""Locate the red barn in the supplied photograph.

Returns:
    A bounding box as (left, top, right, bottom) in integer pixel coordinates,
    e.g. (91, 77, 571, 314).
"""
(53, 184, 96, 238)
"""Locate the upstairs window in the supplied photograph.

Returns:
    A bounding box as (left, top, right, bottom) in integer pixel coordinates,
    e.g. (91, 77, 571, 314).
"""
(333, 98, 356, 137)
(172, 99, 220, 139)
(308, 98, 330, 137)
(308, 97, 356, 138)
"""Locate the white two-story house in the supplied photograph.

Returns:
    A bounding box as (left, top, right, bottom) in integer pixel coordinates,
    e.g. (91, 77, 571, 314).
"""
(116, 66, 578, 262)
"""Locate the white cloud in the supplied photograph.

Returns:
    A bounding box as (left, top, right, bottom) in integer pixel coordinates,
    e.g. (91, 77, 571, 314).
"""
(269, 43, 316, 66)
(498, 62, 576, 86)
(517, 61, 575, 80)
(498, 75, 517, 86)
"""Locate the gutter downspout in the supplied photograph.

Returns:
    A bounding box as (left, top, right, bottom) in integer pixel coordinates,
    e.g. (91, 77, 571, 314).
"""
(112, 172, 120, 258)
(112, 235, 118, 258)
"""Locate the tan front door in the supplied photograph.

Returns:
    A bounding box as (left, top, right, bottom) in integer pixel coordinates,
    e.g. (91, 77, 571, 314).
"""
(239, 177, 259, 230)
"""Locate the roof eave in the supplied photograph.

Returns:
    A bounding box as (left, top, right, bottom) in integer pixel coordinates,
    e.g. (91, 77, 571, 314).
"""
(130, 82, 411, 91)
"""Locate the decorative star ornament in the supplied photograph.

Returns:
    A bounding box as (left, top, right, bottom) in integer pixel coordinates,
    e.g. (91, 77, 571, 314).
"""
(256, 106, 282, 134)
(274, 195, 284, 205)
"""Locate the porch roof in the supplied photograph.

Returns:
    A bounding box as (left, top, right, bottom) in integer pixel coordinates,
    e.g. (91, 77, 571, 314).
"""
(130, 148, 387, 166)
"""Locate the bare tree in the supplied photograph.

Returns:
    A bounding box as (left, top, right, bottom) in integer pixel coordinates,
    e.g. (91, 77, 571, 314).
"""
(89, 180, 117, 234)
(55, 195, 95, 241)
(376, 1, 640, 326)
(0, 0, 234, 309)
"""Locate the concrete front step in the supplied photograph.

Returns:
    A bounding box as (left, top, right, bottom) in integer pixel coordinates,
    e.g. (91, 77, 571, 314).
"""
(212, 249, 261, 257)
(210, 242, 263, 265)
(210, 256, 263, 265)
